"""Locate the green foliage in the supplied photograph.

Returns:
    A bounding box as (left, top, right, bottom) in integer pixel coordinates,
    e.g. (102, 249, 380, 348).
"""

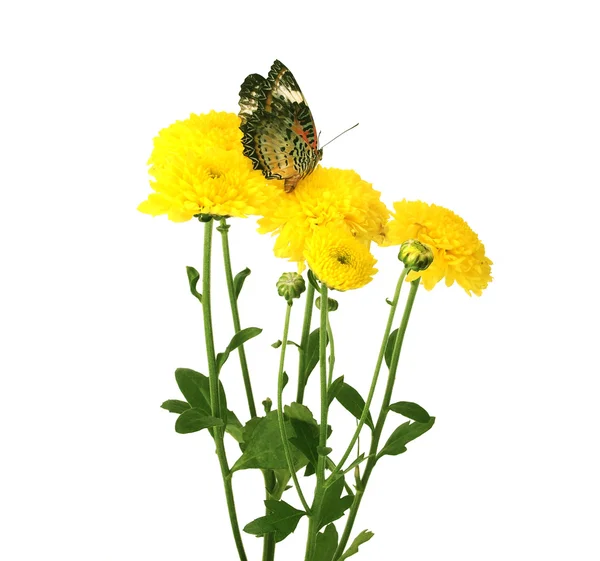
(160, 399, 190, 414)
(172, 368, 233, 432)
(327, 375, 345, 405)
(314, 524, 339, 561)
(303, 328, 328, 384)
(231, 412, 308, 472)
(185, 266, 202, 302)
(388, 401, 431, 423)
(174, 368, 210, 413)
(384, 328, 398, 368)
(243, 499, 306, 543)
(317, 475, 353, 530)
(239, 416, 262, 452)
(175, 409, 223, 434)
(333, 382, 374, 430)
(285, 403, 320, 470)
(216, 327, 262, 372)
(338, 530, 374, 560)
(233, 267, 251, 300)
(377, 417, 436, 459)
(225, 409, 244, 443)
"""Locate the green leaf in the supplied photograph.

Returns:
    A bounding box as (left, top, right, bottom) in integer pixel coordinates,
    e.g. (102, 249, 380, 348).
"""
(239, 416, 262, 451)
(285, 403, 320, 469)
(233, 267, 251, 300)
(231, 412, 308, 472)
(304, 328, 329, 382)
(225, 410, 244, 443)
(174, 368, 229, 424)
(307, 269, 321, 291)
(282, 371, 289, 390)
(318, 476, 353, 530)
(388, 401, 431, 423)
(385, 298, 393, 306)
(174, 368, 210, 413)
(338, 530, 374, 560)
(327, 375, 345, 406)
(272, 340, 282, 349)
(334, 382, 374, 430)
(317, 446, 332, 456)
(288, 417, 319, 468)
(160, 399, 190, 414)
(243, 499, 306, 543)
(384, 328, 398, 369)
(284, 403, 318, 426)
(378, 417, 436, 459)
(185, 266, 202, 302)
(217, 327, 263, 372)
(175, 409, 223, 434)
(314, 524, 339, 561)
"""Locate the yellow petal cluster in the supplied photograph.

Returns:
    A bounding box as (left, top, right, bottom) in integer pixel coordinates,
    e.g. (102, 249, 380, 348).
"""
(257, 166, 389, 266)
(385, 200, 493, 296)
(138, 111, 271, 222)
(305, 224, 378, 291)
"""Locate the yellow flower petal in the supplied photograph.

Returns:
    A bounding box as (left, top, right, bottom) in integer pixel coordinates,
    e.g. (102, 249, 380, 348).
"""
(305, 224, 378, 291)
(385, 200, 492, 296)
(138, 111, 272, 221)
(258, 166, 389, 265)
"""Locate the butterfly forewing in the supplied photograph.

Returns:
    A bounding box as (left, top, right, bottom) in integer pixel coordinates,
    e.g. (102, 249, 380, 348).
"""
(238, 60, 322, 192)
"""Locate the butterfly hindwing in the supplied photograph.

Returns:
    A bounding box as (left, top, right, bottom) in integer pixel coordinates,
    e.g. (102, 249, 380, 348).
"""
(239, 60, 322, 192)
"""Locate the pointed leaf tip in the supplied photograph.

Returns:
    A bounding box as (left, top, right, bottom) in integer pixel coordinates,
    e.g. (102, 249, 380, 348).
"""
(185, 266, 202, 302)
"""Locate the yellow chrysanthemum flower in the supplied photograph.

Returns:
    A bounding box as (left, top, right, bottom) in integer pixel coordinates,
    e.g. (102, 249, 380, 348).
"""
(385, 200, 493, 296)
(138, 111, 271, 222)
(257, 166, 389, 265)
(305, 224, 378, 291)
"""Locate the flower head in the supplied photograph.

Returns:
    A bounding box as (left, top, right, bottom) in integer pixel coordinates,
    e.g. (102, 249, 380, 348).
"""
(305, 224, 378, 291)
(257, 166, 389, 266)
(138, 111, 271, 222)
(385, 200, 492, 296)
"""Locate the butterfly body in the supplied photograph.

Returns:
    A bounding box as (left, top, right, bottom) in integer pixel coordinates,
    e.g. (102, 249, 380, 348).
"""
(239, 60, 322, 192)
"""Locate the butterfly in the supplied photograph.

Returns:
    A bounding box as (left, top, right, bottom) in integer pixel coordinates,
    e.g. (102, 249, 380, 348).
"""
(238, 60, 322, 193)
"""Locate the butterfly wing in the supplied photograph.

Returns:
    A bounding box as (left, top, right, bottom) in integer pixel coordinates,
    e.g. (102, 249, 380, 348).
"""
(239, 60, 322, 192)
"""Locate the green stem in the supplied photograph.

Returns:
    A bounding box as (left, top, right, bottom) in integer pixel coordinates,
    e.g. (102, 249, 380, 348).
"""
(277, 302, 312, 514)
(262, 470, 277, 561)
(326, 314, 335, 389)
(333, 277, 420, 560)
(296, 281, 315, 403)
(218, 218, 257, 419)
(202, 219, 248, 561)
(304, 283, 330, 561)
(327, 268, 408, 484)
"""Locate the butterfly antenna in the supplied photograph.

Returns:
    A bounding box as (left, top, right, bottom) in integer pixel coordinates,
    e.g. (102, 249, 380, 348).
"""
(321, 123, 359, 149)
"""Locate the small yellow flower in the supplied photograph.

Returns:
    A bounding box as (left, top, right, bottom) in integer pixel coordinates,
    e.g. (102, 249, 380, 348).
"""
(305, 224, 378, 291)
(386, 200, 493, 296)
(138, 111, 271, 222)
(257, 166, 389, 265)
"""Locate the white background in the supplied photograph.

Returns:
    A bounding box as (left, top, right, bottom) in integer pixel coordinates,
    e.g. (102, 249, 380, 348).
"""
(1, 1, 599, 559)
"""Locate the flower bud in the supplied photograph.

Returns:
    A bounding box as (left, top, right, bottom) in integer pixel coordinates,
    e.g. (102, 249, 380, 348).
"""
(276, 272, 306, 303)
(398, 239, 434, 272)
(315, 296, 339, 312)
(262, 398, 272, 414)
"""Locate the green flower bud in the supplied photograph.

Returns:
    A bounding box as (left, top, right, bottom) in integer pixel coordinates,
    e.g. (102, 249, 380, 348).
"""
(262, 398, 272, 414)
(277, 272, 306, 303)
(398, 239, 434, 272)
(315, 296, 339, 312)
